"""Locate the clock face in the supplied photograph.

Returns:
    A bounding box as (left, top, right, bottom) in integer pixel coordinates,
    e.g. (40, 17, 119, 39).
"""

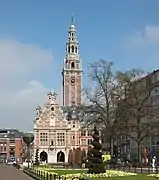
(70, 77, 76, 85)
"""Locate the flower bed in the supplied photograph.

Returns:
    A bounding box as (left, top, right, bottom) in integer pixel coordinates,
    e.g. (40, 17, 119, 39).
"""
(61, 170, 136, 180)
(34, 167, 137, 180)
(147, 174, 159, 178)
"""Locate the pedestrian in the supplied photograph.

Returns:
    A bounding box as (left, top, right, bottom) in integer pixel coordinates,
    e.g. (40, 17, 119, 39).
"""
(152, 156, 156, 172)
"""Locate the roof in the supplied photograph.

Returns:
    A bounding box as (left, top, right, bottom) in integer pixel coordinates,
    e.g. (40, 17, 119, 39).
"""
(61, 106, 96, 125)
(0, 129, 23, 138)
(61, 106, 83, 120)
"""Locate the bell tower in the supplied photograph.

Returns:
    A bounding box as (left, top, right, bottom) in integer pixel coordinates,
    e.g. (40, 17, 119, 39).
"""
(62, 17, 82, 106)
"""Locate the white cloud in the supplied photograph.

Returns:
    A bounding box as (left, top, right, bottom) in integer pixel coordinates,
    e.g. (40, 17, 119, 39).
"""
(0, 38, 53, 131)
(127, 25, 159, 46)
(124, 25, 159, 69)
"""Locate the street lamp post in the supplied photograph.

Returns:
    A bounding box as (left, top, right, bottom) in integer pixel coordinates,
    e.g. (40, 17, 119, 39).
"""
(23, 133, 34, 169)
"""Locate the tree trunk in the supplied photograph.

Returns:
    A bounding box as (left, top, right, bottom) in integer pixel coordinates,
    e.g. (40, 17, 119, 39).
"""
(137, 141, 141, 163)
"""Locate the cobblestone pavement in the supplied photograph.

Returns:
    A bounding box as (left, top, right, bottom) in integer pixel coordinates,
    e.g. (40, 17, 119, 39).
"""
(0, 164, 33, 180)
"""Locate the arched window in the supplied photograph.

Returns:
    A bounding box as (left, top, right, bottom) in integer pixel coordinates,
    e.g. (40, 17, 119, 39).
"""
(71, 45, 74, 53)
(72, 33, 74, 36)
(71, 62, 75, 68)
(75, 46, 78, 53)
(68, 46, 70, 53)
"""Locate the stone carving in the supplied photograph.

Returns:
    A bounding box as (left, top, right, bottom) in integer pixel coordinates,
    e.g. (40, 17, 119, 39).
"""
(48, 92, 57, 105)
(36, 105, 42, 118)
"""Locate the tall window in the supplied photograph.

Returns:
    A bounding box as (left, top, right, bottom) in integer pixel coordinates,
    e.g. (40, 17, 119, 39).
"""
(4, 145, 6, 152)
(75, 46, 78, 53)
(68, 46, 70, 53)
(57, 133, 65, 146)
(50, 140, 54, 146)
(40, 132, 48, 146)
(71, 45, 74, 53)
(87, 130, 92, 136)
(71, 62, 75, 68)
(72, 135, 75, 145)
(81, 139, 86, 145)
(88, 139, 92, 145)
(81, 130, 86, 136)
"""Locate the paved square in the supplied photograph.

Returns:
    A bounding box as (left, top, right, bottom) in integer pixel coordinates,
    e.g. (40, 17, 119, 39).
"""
(0, 164, 33, 180)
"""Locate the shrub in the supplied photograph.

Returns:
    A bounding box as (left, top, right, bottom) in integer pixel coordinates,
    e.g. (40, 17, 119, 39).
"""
(68, 149, 73, 165)
(35, 149, 39, 165)
(87, 126, 105, 174)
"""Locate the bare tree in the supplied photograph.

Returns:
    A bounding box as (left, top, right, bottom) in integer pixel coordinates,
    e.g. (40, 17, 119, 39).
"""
(80, 60, 118, 127)
(79, 60, 159, 161)
(115, 69, 159, 161)
(79, 60, 133, 152)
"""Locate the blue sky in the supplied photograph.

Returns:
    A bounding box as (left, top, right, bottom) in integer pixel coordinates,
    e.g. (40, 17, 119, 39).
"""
(1, 0, 159, 130)
(1, 0, 159, 90)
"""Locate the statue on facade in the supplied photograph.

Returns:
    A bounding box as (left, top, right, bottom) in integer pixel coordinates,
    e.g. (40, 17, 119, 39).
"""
(36, 105, 42, 118)
(48, 91, 57, 105)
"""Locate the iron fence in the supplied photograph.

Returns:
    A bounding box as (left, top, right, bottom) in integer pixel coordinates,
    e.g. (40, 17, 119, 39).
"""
(107, 165, 159, 174)
(24, 165, 159, 180)
(24, 168, 88, 180)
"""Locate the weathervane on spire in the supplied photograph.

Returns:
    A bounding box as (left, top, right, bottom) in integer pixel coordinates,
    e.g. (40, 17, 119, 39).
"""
(71, 13, 75, 24)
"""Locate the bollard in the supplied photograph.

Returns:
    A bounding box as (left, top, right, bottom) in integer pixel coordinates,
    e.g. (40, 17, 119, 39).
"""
(46, 172, 49, 180)
(156, 166, 158, 174)
(141, 166, 143, 173)
(148, 165, 150, 174)
(123, 165, 125, 172)
(49, 173, 52, 180)
(134, 166, 136, 173)
(53, 174, 56, 180)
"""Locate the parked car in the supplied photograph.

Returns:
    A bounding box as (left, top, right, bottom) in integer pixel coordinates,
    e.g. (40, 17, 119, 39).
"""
(7, 160, 17, 165)
(22, 160, 32, 168)
(7, 156, 17, 165)
(108, 157, 130, 168)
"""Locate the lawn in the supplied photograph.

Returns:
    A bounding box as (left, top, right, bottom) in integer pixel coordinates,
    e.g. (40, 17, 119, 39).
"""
(94, 175, 156, 180)
(36, 167, 158, 180)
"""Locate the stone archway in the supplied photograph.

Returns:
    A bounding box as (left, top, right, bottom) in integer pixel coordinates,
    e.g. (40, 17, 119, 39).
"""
(57, 151, 65, 162)
(40, 151, 48, 162)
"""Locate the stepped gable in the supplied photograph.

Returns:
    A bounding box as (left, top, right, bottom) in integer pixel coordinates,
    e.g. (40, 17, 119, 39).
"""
(35, 92, 68, 129)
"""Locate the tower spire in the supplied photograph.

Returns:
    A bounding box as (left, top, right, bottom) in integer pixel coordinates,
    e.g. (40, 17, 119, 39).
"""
(65, 15, 79, 63)
(62, 17, 83, 106)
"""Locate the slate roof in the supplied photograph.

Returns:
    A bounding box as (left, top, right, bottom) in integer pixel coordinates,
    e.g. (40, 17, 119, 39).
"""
(61, 106, 85, 120)
(61, 106, 96, 127)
